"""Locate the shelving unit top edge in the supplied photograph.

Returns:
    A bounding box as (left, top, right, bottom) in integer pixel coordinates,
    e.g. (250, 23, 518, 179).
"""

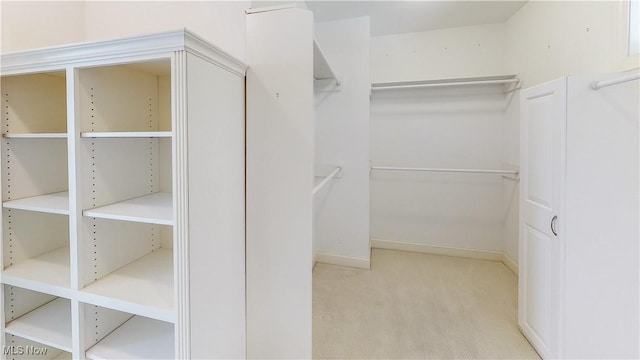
(0, 28, 247, 77)
(183, 29, 247, 77)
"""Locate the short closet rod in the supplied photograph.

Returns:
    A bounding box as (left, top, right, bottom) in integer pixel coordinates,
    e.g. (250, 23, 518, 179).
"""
(371, 166, 519, 176)
(371, 78, 518, 91)
(591, 73, 640, 90)
(313, 167, 342, 195)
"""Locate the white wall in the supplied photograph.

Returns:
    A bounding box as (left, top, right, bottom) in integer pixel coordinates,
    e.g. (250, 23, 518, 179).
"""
(370, 85, 510, 253)
(501, 0, 637, 264)
(1, 1, 85, 52)
(505, 0, 634, 88)
(313, 17, 370, 266)
(370, 23, 506, 83)
(368, 1, 637, 267)
(250, 1, 307, 10)
(369, 22, 511, 257)
(83, 1, 248, 61)
(1, 1, 248, 62)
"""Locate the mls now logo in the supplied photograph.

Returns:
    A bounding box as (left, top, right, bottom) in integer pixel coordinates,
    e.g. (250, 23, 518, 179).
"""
(3, 346, 48, 356)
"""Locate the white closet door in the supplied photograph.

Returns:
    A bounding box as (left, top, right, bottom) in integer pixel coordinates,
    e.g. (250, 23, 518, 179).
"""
(519, 77, 566, 359)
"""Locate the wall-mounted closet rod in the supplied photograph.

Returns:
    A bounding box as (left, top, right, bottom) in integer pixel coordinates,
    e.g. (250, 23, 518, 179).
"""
(313, 167, 342, 195)
(371, 78, 518, 91)
(371, 166, 518, 176)
(591, 73, 640, 90)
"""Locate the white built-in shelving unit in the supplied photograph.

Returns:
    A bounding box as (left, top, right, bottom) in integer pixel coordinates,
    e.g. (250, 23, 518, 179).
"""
(1, 29, 247, 359)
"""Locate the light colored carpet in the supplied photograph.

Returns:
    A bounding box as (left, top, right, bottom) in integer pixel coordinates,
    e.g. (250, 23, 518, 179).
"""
(312, 249, 540, 359)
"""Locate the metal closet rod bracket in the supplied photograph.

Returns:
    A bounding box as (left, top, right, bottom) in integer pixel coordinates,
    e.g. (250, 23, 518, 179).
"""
(313, 166, 342, 195)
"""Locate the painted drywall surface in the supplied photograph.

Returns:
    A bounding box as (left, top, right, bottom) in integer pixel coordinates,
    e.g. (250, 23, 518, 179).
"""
(370, 23, 507, 84)
(83, 1, 248, 61)
(501, 0, 635, 265)
(246, 7, 314, 358)
(1, 1, 85, 52)
(369, 1, 635, 264)
(369, 23, 515, 257)
(370, 85, 509, 252)
(249, 1, 307, 10)
(1, 1, 248, 61)
(313, 17, 370, 261)
(368, 0, 635, 87)
(505, 1, 633, 88)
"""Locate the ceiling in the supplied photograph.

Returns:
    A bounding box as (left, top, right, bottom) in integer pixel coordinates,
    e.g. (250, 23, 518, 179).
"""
(305, 1, 527, 36)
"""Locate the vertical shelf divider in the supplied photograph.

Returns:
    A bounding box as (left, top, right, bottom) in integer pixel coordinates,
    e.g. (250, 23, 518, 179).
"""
(67, 65, 85, 360)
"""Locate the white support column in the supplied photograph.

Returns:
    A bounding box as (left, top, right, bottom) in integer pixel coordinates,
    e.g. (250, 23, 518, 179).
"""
(172, 50, 190, 360)
(246, 7, 314, 359)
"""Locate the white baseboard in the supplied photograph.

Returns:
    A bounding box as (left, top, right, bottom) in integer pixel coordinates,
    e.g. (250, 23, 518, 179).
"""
(501, 253, 519, 276)
(314, 252, 370, 270)
(371, 238, 518, 275)
(371, 238, 503, 261)
(312, 252, 317, 271)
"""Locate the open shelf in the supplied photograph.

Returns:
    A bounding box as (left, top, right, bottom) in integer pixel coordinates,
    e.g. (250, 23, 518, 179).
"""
(86, 315, 174, 359)
(5, 298, 72, 352)
(3, 191, 69, 215)
(53, 351, 73, 360)
(80, 248, 173, 322)
(1, 72, 67, 136)
(313, 39, 340, 85)
(3, 133, 67, 139)
(81, 131, 172, 138)
(2, 138, 68, 203)
(78, 61, 171, 133)
(83, 192, 172, 225)
(2, 247, 70, 295)
(4, 333, 71, 360)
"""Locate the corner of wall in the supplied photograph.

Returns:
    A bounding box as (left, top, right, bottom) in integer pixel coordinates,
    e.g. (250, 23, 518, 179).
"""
(1, 1, 85, 52)
(83, 1, 248, 62)
(313, 15, 371, 261)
